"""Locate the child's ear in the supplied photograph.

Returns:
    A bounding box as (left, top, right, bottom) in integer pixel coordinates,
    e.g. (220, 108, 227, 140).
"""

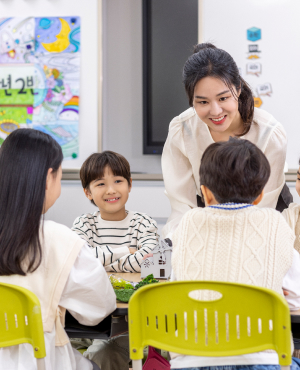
(201, 185, 217, 206)
(252, 190, 264, 205)
(45, 168, 53, 191)
(83, 187, 93, 200)
(128, 178, 132, 193)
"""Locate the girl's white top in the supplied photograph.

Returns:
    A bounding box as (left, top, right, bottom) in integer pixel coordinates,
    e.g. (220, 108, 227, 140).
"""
(0, 244, 116, 370)
(162, 107, 287, 238)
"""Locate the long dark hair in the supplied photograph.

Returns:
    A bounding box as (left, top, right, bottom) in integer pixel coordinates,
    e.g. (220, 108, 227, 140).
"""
(0, 129, 63, 276)
(183, 43, 254, 136)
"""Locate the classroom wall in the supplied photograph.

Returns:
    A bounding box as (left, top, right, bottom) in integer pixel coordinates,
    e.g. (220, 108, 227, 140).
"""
(102, 0, 162, 173)
(45, 0, 168, 230)
(42, 0, 300, 227)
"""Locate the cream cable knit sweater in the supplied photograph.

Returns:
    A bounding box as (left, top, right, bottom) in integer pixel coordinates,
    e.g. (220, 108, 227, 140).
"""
(171, 203, 298, 367)
(282, 203, 300, 254)
(172, 204, 294, 296)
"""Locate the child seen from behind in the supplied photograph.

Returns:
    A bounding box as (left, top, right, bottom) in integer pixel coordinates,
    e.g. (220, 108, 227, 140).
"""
(0, 129, 116, 370)
(171, 137, 300, 370)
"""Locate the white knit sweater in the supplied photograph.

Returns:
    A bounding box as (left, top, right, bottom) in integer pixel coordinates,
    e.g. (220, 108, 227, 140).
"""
(171, 203, 294, 369)
(172, 204, 294, 292)
(282, 203, 300, 254)
(171, 203, 296, 367)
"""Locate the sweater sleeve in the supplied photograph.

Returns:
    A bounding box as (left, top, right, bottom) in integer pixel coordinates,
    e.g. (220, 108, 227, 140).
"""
(60, 244, 116, 325)
(259, 124, 287, 209)
(71, 215, 93, 246)
(171, 210, 191, 280)
(107, 214, 159, 273)
(161, 118, 198, 238)
(282, 203, 300, 230)
(92, 244, 130, 267)
(72, 215, 130, 267)
(283, 249, 300, 311)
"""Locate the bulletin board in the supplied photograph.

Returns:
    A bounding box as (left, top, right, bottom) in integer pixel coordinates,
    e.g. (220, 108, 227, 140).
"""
(0, 0, 101, 170)
(200, 0, 300, 170)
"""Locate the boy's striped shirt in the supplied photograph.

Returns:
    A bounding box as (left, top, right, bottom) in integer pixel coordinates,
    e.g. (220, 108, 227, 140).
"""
(72, 210, 159, 272)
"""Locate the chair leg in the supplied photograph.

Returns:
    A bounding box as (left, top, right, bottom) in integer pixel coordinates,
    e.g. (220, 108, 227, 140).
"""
(36, 358, 46, 370)
(132, 359, 143, 370)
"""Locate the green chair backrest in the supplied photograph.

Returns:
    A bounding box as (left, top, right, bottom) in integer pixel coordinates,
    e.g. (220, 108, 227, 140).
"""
(0, 282, 46, 360)
(129, 281, 291, 366)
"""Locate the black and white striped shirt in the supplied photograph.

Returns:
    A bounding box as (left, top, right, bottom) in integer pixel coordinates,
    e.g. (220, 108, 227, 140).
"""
(72, 210, 159, 272)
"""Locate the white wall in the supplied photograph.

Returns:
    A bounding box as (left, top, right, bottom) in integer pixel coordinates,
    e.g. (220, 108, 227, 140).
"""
(37, 0, 300, 228)
(202, 0, 300, 169)
(102, 0, 162, 173)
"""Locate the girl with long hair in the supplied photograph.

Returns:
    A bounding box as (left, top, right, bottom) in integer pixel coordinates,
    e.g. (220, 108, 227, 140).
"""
(0, 129, 116, 370)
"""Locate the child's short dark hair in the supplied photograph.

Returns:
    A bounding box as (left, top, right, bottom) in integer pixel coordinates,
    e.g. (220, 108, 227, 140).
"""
(200, 137, 270, 204)
(80, 151, 131, 205)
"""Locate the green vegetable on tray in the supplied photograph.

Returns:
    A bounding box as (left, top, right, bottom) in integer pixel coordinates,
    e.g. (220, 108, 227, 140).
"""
(109, 275, 134, 290)
(114, 289, 135, 303)
(134, 274, 159, 290)
(110, 274, 159, 302)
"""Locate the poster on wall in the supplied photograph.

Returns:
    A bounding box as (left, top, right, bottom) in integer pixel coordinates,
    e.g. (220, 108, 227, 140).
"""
(0, 16, 80, 160)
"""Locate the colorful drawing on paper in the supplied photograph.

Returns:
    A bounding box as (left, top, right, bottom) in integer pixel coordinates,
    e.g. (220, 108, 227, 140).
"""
(0, 17, 80, 160)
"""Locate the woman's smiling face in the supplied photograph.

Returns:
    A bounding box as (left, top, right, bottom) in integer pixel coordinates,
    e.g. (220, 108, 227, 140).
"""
(193, 76, 241, 135)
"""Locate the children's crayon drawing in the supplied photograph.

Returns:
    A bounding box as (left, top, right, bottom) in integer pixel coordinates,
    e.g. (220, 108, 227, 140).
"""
(0, 17, 80, 160)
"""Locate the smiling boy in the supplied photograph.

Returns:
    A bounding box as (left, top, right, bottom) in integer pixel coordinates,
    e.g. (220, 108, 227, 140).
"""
(71, 151, 159, 273)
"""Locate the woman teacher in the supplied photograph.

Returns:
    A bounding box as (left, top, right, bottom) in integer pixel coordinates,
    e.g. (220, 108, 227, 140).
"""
(162, 43, 292, 238)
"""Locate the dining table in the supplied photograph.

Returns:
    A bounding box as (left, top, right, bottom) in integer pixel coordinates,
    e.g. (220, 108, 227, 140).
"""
(65, 272, 156, 339)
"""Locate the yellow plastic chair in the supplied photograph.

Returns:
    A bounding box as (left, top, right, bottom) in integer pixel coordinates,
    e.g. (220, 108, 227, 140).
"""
(129, 281, 291, 370)
(0, 282, 46, 370)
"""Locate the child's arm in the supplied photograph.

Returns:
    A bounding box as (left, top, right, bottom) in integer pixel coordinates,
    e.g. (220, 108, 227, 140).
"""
(72, 216, 132, 267)
(60, 243, 116, 324)
(282, 249, 300, 310)
(92, 244, 132, 267)
(71, 215, 94, 245)
(107, 214, 159, 273)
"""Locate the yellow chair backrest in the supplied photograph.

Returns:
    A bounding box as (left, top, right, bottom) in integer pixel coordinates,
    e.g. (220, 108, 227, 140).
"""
(0, 282, 46, 369)
(129, 281, 291, 369)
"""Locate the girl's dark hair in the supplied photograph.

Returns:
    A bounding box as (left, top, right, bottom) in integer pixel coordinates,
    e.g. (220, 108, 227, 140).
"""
(80, 151, 131, 206)
(0, 129, 63, 276)
(200, 137, 270, 204)
(183, 43, 254, 136)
